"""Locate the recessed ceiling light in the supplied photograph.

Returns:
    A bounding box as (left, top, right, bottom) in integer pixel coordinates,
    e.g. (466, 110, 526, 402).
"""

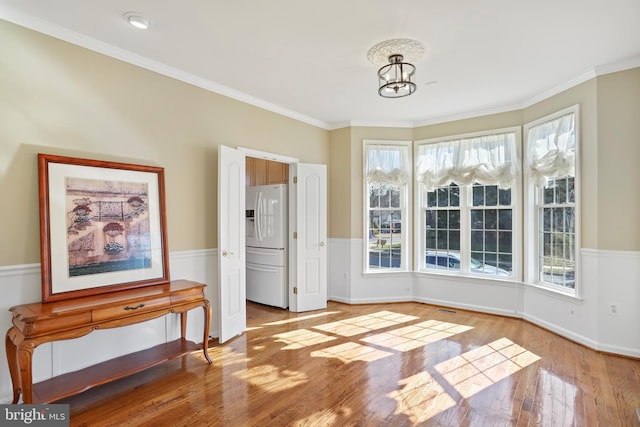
(124, 12, 150, 30)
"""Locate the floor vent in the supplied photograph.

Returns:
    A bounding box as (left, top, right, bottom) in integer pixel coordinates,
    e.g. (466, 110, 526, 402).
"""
(438, 308, 457, 314)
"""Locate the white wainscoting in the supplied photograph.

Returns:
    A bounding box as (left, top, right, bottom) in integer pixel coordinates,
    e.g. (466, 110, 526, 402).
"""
(327, 238, 640, 358)
(1, 244, 637, 403)
(0, 249, 217, 404)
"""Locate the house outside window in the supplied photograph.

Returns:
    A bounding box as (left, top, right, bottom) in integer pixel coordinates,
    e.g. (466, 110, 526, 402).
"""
(364, 141, 411, 272)
(524, 106, 579, 294)
(415, 128, 520, 279)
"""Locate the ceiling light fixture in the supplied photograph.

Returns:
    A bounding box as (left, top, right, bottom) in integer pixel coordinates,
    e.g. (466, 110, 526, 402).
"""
(124, 12, 150, 30)
(367, 39, 425, 98)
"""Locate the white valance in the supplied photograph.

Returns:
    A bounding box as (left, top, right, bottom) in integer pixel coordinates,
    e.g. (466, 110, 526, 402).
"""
(415, 132, 519, 191)
(365, 144, 411, 185)
(526, 113, 575, 186)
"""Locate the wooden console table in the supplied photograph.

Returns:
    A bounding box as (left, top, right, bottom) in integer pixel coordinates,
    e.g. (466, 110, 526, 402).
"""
(5, 280, 212, 404)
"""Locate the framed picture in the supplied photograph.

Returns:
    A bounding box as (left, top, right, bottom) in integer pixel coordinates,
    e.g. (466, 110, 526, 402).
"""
(38, 154, 170, 302)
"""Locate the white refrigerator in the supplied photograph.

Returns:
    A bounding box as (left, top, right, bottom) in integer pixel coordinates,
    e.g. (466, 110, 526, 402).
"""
(245, 184, 288, 308)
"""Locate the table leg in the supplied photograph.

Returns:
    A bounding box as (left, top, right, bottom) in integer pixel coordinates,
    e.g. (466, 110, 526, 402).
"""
(180, 311, 187, 340)
(202, 301, 212, 364)
(5, 328, 21, 404)
(16, 341, 35, 404)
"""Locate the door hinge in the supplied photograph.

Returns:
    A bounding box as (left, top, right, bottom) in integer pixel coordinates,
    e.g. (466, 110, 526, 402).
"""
(293, 232, 297, 239)
(293, 287, 298, 294)
(293, 176, 297, 184)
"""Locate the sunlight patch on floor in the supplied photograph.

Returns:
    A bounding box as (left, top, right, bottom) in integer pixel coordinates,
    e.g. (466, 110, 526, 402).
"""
(361, 320, 474, 351)
(273, 328, 337, 349)
(435, 338, 541, 399)
(311, 341, 393, 363)
(387, 371, 457, 424)
(234, 364, 308, 392)
(313, 311, 420, 337)
(292, 407, 352, 426)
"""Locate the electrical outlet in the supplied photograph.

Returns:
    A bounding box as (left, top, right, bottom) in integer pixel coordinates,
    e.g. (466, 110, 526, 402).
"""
(608, 303, 621, 315)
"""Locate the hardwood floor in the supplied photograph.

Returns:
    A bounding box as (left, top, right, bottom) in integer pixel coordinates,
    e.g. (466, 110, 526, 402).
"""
(62, 301, 640, 426)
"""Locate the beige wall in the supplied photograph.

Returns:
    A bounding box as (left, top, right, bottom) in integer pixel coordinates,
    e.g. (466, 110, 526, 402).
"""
(596, 68, 640, 250)
(328, 127, 351, 238)
(0, 20, 328, 266)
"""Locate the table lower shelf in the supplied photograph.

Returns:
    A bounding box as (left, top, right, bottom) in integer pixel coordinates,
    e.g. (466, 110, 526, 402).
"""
(31, 338, 207, 404)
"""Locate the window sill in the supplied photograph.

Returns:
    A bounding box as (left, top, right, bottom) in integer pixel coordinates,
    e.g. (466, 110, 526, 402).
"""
(416, 269, 516, 284)
(362, 269, 412, 278)
(521, 281, 582, 302)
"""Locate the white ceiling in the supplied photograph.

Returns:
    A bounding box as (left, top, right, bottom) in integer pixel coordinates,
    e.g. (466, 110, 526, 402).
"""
(1, 0, 640, 129)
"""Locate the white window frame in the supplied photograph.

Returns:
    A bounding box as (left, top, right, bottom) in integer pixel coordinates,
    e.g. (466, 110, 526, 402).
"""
(414, 127, 522, 281)
(363, 140, 412, 274)
(524, 105, 581, 297)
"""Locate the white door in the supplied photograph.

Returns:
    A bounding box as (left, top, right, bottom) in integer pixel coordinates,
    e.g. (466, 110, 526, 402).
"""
(217, 145, 246, 343)
(288, 163, 327, 312)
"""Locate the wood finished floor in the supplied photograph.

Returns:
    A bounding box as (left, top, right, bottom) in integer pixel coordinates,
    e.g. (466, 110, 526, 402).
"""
(62, 301, 640, 426)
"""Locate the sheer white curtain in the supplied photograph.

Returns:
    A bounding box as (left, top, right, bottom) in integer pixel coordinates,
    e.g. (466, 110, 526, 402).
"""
(365, 144, 411, 185)
(415, 132, 519, 191)
(526, 113, 575, 186)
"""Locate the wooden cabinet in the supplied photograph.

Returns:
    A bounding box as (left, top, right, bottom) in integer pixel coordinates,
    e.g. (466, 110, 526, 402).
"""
(5, 280, 212, 404)
(246, 158, 288, 186)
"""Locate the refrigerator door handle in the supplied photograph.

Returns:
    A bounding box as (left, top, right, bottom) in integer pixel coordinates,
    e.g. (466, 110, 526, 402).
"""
(255, 191, 262, 242)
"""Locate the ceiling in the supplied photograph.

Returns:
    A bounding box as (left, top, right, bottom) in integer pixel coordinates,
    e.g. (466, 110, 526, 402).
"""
(1, 1, 639, 129)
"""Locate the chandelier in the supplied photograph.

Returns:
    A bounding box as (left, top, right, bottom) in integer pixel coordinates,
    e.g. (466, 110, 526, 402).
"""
(367, 39, 425, 98)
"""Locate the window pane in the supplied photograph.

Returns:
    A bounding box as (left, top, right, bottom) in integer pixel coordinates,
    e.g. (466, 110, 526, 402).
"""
(437, 188, 449, 207)
(369, 184, 379, 208)
(437, 211, 448, 228)
(544, 186, 554, 204)
(450, 185, 460, 206)
(498, 254, 512, 273)
(473, 185, 484, 206)
(498, 231, 512, 253)
(484, 230, 497, 252)
(543, 208, 551, 231)
(425, 229, 436, 250)
(449, 231, 461, 250)
(471, 231, 484, 251)
(486, 186, 498, 206)
(427, 191, 437, 207)
(471, 210, 483, 229)
(485, 209, 497, 229)
(425, 211, 436, 229)
(437, 230, 448, 249)
(499, 188, 511, 206)
(449, 210, 460, 229)
(498, 210, 512, 230)
(568, 177, 575, 203)
(390, 188, 400, 208)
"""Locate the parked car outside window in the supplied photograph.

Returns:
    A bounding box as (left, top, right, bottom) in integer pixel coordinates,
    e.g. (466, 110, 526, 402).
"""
(425, 251, 510, 276)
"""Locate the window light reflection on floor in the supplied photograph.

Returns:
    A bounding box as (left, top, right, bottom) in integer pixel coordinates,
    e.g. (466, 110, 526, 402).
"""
(434, 337, 541, 399)
(313, 311, 420, 337)
(387, 371, 457, 425)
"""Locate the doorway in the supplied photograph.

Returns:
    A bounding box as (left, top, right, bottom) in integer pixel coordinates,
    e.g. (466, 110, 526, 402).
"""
(217, 145, 328, 343)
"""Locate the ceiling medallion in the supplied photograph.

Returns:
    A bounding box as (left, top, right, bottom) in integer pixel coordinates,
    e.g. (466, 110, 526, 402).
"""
(367, 39, 425, 98)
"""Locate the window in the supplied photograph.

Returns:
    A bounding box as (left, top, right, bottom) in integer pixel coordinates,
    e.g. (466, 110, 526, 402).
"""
(364, 141, 411, 272)
(416, 129, 520, 278)
(524, 106, 579, 293)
